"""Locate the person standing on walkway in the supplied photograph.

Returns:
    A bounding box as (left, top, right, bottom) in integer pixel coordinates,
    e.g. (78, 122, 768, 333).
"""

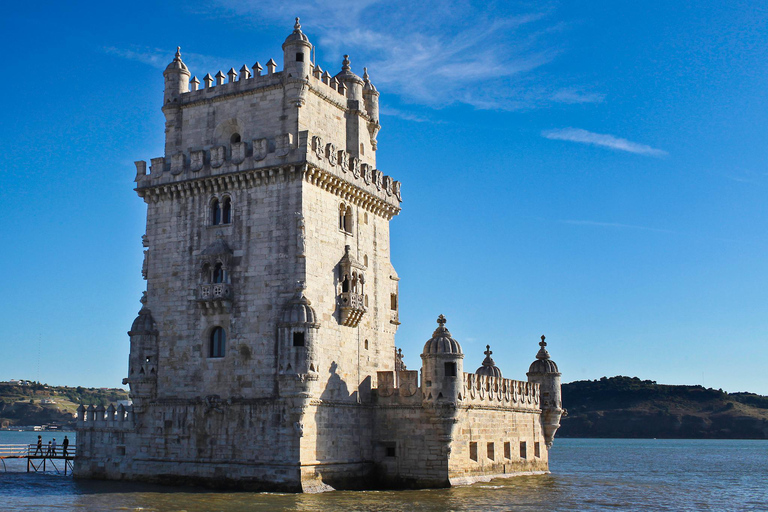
(34, 435, 43, 456)
(45, 440, 52, 456)
(51, 438, 57, 456)
(62, 436, 69, 457)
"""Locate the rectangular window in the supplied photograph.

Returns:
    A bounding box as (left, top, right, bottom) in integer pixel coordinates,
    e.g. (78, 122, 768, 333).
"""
(504, 442, 511, 459)
(296, 52, 304, 62)
(390, 293, 398, 310)
(444, 362, 457, 377)
(385, 444, 396, 458)
(520, 441, 527, 459)
(487, 442, 494, 461)
(469, 442, 478, 462)
(293, 332, 305, 347)
(534, 442, 540, 458)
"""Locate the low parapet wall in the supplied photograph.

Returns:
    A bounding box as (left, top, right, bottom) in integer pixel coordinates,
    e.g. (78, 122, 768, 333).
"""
(462, 373, 539, 410)
(75, 404, 135, 431)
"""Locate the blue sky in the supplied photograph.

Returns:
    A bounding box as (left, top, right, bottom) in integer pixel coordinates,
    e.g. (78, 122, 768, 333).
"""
(1, 1, 767, 393)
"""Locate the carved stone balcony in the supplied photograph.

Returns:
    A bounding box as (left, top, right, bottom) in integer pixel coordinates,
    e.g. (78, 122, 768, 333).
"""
(198, 283, 233, 313)
(339, 292, 365, 327)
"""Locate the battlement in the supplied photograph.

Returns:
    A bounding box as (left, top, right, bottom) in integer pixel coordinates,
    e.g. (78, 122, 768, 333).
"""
(134, 130, 401, 216)
(176, 61, 358, 109)
(375, 370, 540, 411)
(75, 404, 135, 431)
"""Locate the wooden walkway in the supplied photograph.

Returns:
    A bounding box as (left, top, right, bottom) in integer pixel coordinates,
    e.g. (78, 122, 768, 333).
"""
(0, 444, 76, 475)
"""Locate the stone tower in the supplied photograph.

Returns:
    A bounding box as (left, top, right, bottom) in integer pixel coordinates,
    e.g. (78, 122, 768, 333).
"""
(527, 336, 563, 447)
(75, 19, 561, 491)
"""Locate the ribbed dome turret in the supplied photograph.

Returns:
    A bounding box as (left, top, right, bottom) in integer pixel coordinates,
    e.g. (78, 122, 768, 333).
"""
(528, 335, 560, 374)
(335, 55, 363, 84)
(129, 294, 157, 336)
(283, 17, 311, 47)
(422, 315, 463, 355)
(164, 47, 189, 74)
(280, 288, 319, 327)
(363, 68, 378, 93)
(476, 345, 502, 378)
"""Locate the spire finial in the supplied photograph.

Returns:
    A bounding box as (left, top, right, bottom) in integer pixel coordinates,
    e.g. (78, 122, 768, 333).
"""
(363, 67, 369, 81)
(294, 17, 301, 31)
(175, 46, 181, 60)
(536, 335, 551, 360)
(342, 54, 351, 72)
(484, 345, 492, 357)
(437, 314, 446, 327)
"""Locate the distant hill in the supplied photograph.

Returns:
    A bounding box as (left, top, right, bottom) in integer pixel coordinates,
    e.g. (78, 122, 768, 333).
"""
(560, 376, 768, 439)
(0, 381, 128, 429)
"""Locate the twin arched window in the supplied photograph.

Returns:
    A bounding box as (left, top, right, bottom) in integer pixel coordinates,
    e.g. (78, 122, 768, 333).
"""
(211, 197, 232, 225)
(210, 327, 226, 358)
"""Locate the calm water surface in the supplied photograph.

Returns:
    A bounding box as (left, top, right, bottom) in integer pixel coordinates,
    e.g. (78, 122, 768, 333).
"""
(1, 432, 766, 511)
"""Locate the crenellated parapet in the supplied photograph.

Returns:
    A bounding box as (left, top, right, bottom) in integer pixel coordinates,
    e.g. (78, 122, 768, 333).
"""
(462, 373, 540, 411)
(76, 404, 136, 431)
(134, 129, 401, 217)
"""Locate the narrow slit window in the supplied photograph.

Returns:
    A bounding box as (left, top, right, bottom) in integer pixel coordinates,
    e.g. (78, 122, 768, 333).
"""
(534, 442, 540, 458)
(469, 442, 478, 462)
(222, 197, 232, 224)
(211, 199, 221, 225)
(487, 442, 494, 460)
(520, 441, 527, 460)
(504, 442, 511, 459)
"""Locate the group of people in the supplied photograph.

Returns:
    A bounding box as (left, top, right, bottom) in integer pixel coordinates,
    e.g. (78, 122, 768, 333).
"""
(33, 435, 70, 457)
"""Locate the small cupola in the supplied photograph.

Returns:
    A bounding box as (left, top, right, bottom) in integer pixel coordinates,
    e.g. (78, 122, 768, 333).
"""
(475, 345, 502, 378)
(334, 55, 364, 100)
(164, 47, 189, 74)
(282, 17, 311, 48)
(280, 288, 320, 327)
(528, 335, 560, 375)
(422, 315, 463, 355)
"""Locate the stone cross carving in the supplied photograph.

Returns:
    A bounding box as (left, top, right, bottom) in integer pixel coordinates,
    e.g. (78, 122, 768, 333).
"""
(484, 345, 492, 357)
(540, 335, 547, 348)
(437, 314, 446, 327)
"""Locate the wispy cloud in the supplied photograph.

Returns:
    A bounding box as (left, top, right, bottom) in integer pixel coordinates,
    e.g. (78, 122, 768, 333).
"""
(542, 128, 667, 157)
(561, 219, 674, 233)
(103, 46, 227, 76)
(204, 0, 601, 112)
(380, 106, 443, 123)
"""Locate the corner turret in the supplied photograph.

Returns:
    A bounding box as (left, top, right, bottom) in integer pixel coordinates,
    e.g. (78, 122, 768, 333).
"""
(526, 335, 563, 448)
(163, 47, 190, 105)
(282, 17, 312, 79)
(421, 315, 464, 404)
(362, 68, 380, 149)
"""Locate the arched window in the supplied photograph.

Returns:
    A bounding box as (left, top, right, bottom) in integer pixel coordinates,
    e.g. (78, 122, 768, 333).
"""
(201, 263, 211, 283)
(211, 198, 222, 225)
(339, 204, 346, 231)
(222, 197, 232, 224)
(341, 275, 350, 293)
(230, 133, 241, 144)
(213, 263, 224, 284)
(210, 327, 226, 358)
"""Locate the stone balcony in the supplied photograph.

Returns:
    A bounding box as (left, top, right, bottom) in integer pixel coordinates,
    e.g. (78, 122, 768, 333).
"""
(198, 283, 233, 313)
(339, 292, 365, 327)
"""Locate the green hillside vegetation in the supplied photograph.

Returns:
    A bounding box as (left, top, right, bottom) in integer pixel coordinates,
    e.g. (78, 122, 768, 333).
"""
(560, 376, 768, 439)
(0, 382, 129, 429)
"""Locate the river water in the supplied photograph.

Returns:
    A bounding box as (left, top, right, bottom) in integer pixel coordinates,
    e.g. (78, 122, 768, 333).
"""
(1, 432, 766, 511)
